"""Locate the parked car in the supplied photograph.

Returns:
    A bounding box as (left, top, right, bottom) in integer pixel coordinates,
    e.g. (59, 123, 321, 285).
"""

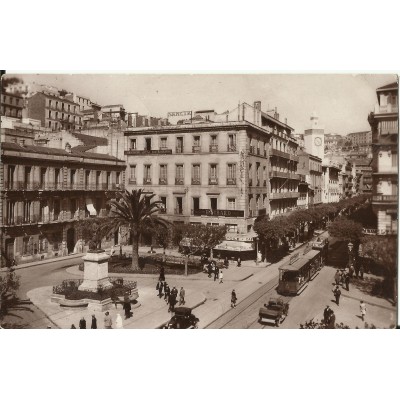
(259, 297, 289, 327)
(164, 307, 199, 329)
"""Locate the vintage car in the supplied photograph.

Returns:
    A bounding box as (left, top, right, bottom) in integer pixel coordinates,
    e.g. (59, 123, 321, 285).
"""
(164, 307, 200, 329)
(259, 297, 289, 326)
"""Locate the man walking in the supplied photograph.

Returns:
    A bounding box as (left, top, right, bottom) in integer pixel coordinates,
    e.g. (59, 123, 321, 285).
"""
(168, 290, 177, 313)
(219, 269, 224, 284)
(345, 273, 350, 291)
(79, 316, 86, 329)
(179, 287, 185, 305)
(323, 305, 331, 325)
(332, 285, 341, 306)
(164, 283, 170, 303)
(214, 265, 219, 282)
(334, 269, 341, 286)
(91, 315, 97, 329)
(157, 280, 164, 298)
(104, 311, 112, 329)
(360, 300, 367, 322)
(123, 295, 132, 319)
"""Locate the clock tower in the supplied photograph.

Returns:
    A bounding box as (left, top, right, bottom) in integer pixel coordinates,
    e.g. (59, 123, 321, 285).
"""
(304, 112, 324, 159)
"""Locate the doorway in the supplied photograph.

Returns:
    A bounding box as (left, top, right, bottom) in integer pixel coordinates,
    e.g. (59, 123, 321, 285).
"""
(210, 198, 218, 211)
(67, 228, 75, 254)
(5, 238, 15, 265)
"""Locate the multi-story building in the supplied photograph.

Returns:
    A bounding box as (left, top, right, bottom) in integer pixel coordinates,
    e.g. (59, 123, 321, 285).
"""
(297, 150, 323, 207)
(322, 160, 341, 203)
(368, 81, 398, 235)
(124, 101, 299, 250)
(25, 91, 82, 131)
(0, 132, 126, 267)
(1, 91, 24, 119)
(352, 158, 373, 194)
(347, 130, 372, 147)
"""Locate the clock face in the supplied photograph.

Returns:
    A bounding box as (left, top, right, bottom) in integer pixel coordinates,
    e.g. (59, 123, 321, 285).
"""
(314, 137, 322, 146)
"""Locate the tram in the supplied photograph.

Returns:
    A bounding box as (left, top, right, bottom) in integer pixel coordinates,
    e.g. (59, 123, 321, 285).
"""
(277, 238, 328, 296)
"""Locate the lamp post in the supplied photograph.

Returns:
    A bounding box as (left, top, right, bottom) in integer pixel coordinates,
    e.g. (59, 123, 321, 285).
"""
(347, 241, 354, 267)
(255, 237, 259, 265)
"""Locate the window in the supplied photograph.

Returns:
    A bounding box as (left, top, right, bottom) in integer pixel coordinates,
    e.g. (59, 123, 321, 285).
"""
(70, 199, 77, 216)
(23, 237, 31, 255)
(192, 164, 201, 184)
(85, 170, 90, 187)
(106, 172, 111, 187)
(256, 163, 260, 184)
(176, 164, 184, 184)
(49, 100, 52, 108)
(6, 201, 15, 224)
(160, 197, 167, 213)
(116, 172, 120, 185)
(129, 165, 136, 182)
(24, 166, 31, 188)
(227, 164, 236, 180)
(96, 171, 101, 187)
(53, 199, 60, 220)
(193, 136, 200, 146)
(160, 165, 167, 184)
(228, 134, 236, 150)
(70, 169, 76, 187)
(40, 168, 46, 189)
(23, 201, 31, 223)
(210, 198, 218, 210)
(227, 198, 236, 210)
(144, 165, 152, 183)
(160, 137, 167, 149)
(175, 197, 183, 214)
(392, 152, 398, 167)
(49, 110, 51, 118)
(226, 224, 238, 233)
(192, 197, 200, 212)
(145, 138, 151, 151)
(209, 164, 218, 184)
(210, 135, 217, 145)
(176, 137, 183, 153)
(7, 165, 15, 188)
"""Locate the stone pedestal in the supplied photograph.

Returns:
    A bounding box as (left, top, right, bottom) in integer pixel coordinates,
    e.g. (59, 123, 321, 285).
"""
(78, 250, 113, 292)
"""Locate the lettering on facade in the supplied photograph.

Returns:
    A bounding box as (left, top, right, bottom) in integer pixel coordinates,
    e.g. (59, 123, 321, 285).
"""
(193, 209, 245, 217)
(289, 252, 300, 265)
(167, 111, 192, 117)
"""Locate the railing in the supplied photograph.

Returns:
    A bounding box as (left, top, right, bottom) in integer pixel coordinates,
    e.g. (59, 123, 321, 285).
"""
(175, 178, 184, 185)
(227, 178, 236, 185)
(209, 144, 218, 153)
(227, 145, 237, 152)
(270, 148, 299, 162)
(270, 171, 288, 179)
(270, 191, 300, 199)
(143, 178, 152, 185)
(159, 178, 168, 185)
(124, 149, 172, 155)
(209, 178, 218, 185)
(128, 179, 137, 185)
(191, 178, 201, 185)
(372, 195, 398, 202)
(192, 146, 201, 153)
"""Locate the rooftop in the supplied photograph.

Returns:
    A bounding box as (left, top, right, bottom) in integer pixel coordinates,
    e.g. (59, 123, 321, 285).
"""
(377, 81, 398, 91)
(71, 132, 108, 146)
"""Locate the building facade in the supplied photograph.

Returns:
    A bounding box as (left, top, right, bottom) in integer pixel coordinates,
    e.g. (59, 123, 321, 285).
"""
(0, 137, 126, 267)
(1, 91, 24, 119)
(26, 92, 82, 131)
(368, 81, 398, 235)
(322, 161, 341, 203)
(297, 150, 323, 206)
(347, 130, 372, 147)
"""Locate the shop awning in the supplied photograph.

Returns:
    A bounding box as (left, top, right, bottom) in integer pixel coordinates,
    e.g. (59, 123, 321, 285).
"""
(213, 240, 255, 252)
(85, 198, 97, 216)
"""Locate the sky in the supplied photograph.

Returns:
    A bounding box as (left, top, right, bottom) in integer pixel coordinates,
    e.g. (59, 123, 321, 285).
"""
(8, 73, 397, 134)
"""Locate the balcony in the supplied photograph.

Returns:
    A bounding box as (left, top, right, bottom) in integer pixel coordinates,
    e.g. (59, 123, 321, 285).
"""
(143, 178, 152, 185)
(124, 149, 172, 155)
(175, 178, 184, 185)
(128, 178, 137, 185)
(209, 144, 218, 153)
(174, 208, 183, 215)
(159, 178, 168, 185)
(270, 148, 299, 162)
(192, 146, 201, 153)
(372, 194, 398, 203)
(374, 103, 399, 115)
(193, 209, 245, 217)
(209, 178, 218, 185)
(227, 178, 236, 185)
(227, 145, 237, 152)
(191, 178, 201, 185)
(270, 171, 288, 179)
(270, 191, 300, 199)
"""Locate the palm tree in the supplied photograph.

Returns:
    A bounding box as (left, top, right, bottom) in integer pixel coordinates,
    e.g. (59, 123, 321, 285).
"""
(107, 189, 170, 270)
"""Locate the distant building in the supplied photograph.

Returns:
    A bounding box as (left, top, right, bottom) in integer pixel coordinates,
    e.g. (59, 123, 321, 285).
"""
(346, 130, 372, 147)
(1, 91, 24, 119)
(368, 81, 398, 235)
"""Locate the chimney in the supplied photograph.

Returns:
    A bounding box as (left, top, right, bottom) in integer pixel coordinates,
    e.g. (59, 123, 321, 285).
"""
(65, 142, 72, 153)
(254, 101, 261, 111)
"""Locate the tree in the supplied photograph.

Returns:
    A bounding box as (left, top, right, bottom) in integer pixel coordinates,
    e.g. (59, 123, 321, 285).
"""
(2, 76, 23, 89)
(328, 217, 363, 242)
(107, 189, 170, 270)
(175, 224, 227, 275)
(0, 268, 20, 317)
(155, 225, 173, 259)
(361, 236, 397, 302)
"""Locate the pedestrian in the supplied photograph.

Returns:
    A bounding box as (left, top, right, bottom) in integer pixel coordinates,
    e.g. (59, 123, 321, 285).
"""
(345, 273, 350, 291)
(168, 291, 177, 313)
(224, 257, 229, 269)
(179, 287, 186, 305)
(91, 314, 97, 329)
(164, 283, 170, 303)
(159, 266, 165, 282)
(349, 264, 354, 278)
(123, 295, 132, 319)
(104, 311, 112, 329)
(231, 290, 237, 308)
(237, 257, 241, 268)
(332, 285, 341, 306)
(323, 305, 331, 325)
(207, 261, 212, 278)
(71, 324, 76, 329)
(79, 316, 86, 329)
(214, 265, 219, 282)
(157, 280, 164, 298)
(334, 269, 340, 285)
(359, 265, 364, 280)
(360, 300, 367, 322)
(116, 313, 124, 329)
(327, 310, 336, 329)
(219, 269, 224, 284)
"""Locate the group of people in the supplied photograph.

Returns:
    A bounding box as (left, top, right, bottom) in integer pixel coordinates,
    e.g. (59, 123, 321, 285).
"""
(334, 268, 352, 292)
(323, 305, 336, 328)
(70, 312, 124, 329)
(156, 266, 186, 313)
(71, 314, 98, 329)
